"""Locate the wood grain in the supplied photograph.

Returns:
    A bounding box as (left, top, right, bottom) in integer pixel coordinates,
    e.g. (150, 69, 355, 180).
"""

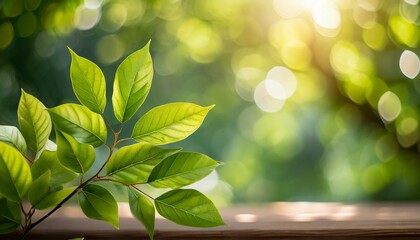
(5, 202, 420, 239)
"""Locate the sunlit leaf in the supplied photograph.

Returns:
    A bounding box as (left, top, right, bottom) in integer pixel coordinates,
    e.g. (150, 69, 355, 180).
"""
(78, 184, 119, 229)
(0, 125, 27, 154)
(35, 186, 77, 210)
(155, 189, 224, 227)
(0, 142, 32, 202)
(132, 103, 214, 145)
(28, 170, 51, 206)
(48, 103, 107, 147)
(128, 188, 155, 240)
(0, 198, 21, 234)
(112, 41, 153, 122)
(148, 152, 220, 188)
(31, 150, 78, 186)
(68, 47, 106, 114)
(56, 131, 95, 174)
(105, 142, 180, 184)
(18, 89, 52, 154)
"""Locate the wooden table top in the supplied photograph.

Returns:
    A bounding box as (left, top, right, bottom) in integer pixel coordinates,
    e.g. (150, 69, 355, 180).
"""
(6, 202, 420, 239)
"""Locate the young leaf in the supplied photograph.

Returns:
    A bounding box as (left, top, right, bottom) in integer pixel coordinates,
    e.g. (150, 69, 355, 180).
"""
(0, 198, 21, 234)
(0, 142, 32, 202)
(148, 152, 220, 188)
(28, 171, 51, 206)
(35, 186, 77, 210)
(155, 189, 224, 227)
(68, 47, 106, 114)
(78, 184, 119, 229)
(132, 103, 214, 145)
(112, 41, 153, 123)
(31, 150, 78, 186)
(128, 188, 155, 240)
(18, 89, 52, 154)
(105, 143, 180, 184)
(0, 125, 27, 154)
(48, 103, 107, 147)
(56, 131, 95, 174)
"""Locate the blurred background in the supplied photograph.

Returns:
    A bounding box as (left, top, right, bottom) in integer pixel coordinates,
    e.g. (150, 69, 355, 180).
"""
(1, 0, 420, 206)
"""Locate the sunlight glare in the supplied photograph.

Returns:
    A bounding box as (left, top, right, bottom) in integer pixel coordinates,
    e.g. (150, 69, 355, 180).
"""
(313, 0, 341, 29)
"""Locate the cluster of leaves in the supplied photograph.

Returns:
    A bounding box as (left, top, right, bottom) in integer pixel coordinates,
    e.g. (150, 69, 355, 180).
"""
(0, 41, 224, 239)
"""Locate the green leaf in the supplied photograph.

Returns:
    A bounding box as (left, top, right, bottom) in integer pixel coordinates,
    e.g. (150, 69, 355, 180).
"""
(35, 186, 77, 210)
(56, 131, 95, 174)
(0, 198, 21, 234)
(155, 189, 224, 228)
(112, 41, 153, 122)
(28, 171, 51, 206)
(78, 184, 119, 229)
(148, 152, 220, 188)
(48, 103, 107, 147)
(0, 142, 32, 202)
(0, 125, 27, 154)
(68, 47, 106, 114)
(132, 103, 214, 145)
(31, 150, 78, 186)
(18, 89, 52, 153)
(128, 188, 155, 240)
(105, 143, 180, 184)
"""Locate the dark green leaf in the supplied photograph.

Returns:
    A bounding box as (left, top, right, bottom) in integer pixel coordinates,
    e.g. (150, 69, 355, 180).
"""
(128, 188, 155, 240)
(0, 198, 21, 234)
(56, 131, 95, 174)
(31, 150, 78, 186)
(48, 103, 107, 147)
(112, 41, 153, 122)
(28, 170, 50, 206)
(105, 143, 180, 184)
(35, 186, 77, 210)
(132, 103, 214, 145)
(68, 47, 106, 114)
(18, 89, 52, 154)
(155, 189, 224, 227)
(0, 125, 27, 154)
(148, 152, 220, 188)
(0, 142, 32, 202)
(78, 184, 119, 229)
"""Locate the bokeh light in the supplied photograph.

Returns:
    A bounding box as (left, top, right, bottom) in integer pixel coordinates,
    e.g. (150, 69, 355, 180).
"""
(399, 50, 420, 79)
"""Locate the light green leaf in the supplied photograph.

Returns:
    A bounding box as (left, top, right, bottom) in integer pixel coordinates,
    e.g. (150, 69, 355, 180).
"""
(128, 188, 155, 240)
(0, 198, 21, 234)
(0, 142, 32, 202)
(155, 189, 224, 228)
(28, 170, 51, 206)
(148, 152, 220, 188)
(0, 125, 27, 154)
(78, 184, 119, 229)
(132, 103, 214, 145)
(105, 143, 180, 184)
(112, 41, 153, 122)
(35, 186, 77, 210)
(68, 238, 84, 240)
(31, 150, 78, 186)
(68, 47, 106, 114)
(48, 103, 107, 147)
(18, 89, 52, 153)
(56, 131, 95, 174)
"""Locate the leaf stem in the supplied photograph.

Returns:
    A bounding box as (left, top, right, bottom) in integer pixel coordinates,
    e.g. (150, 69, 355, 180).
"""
(131, 185, 155, 200)
(21, 122, 123, 239)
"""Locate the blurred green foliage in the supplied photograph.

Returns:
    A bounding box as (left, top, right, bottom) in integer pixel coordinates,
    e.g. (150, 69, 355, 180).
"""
(1, 0, 420, 205)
